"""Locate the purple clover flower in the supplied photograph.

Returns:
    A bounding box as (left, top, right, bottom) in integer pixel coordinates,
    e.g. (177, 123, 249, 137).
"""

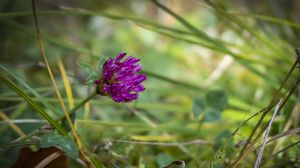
(95, 53, 147, 103)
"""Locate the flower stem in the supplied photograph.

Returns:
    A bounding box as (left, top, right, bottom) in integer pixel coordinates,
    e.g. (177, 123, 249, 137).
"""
(56, 92, 98, 121)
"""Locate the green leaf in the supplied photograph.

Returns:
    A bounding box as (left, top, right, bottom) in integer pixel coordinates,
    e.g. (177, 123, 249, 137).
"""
(214, 130, 231, 151)
(40, 131, 78, 159)
(78, 62, 98, 85)
(213, 130, 235, 158)
(97, 57, 108, 74)
(205, 90, 228, 111)
(78, 62, 97, 75)
(156, 153, 173, 168)
(192, 97, 205, 118)
(204, 108, 221, 122)
(87, 73, 98, 85)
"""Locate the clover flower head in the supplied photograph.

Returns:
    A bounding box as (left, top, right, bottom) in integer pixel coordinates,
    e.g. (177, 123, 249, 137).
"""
(95, 52, 147, 103)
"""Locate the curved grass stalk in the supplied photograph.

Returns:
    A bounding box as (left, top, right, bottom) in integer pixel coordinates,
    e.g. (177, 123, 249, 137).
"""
(58, 59, 75, 109)
(31, 1, 99, 167)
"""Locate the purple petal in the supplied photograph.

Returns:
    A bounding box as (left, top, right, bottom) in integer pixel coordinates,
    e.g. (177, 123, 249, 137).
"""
(102, 84, 111, 94)
(115, 53, 127, 64)
(122, 56, 140, 65)
(133, 74, 147, 84)
(132, 84, 145, 92)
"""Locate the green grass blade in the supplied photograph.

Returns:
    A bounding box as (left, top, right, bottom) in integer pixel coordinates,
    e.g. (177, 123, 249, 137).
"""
(204, 0, 285, 57)
(150, 0, 226, 50)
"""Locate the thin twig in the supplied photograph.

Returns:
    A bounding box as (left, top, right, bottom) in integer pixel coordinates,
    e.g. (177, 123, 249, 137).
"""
(247, 127, 300, 154)
(230, 101, 277, 138)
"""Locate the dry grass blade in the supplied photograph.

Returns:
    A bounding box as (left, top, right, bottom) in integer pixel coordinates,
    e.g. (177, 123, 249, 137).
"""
(266, 127, 300, 143)
(271, 100, 300, 154)
(254, 99, 282, 168)
(261, 139, 300, 165)
(248, 127, 300, 154)
(0, 111, 25, 137)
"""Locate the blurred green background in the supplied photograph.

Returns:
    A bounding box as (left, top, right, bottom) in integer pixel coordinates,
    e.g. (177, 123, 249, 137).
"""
(1, 0, 300, 167)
